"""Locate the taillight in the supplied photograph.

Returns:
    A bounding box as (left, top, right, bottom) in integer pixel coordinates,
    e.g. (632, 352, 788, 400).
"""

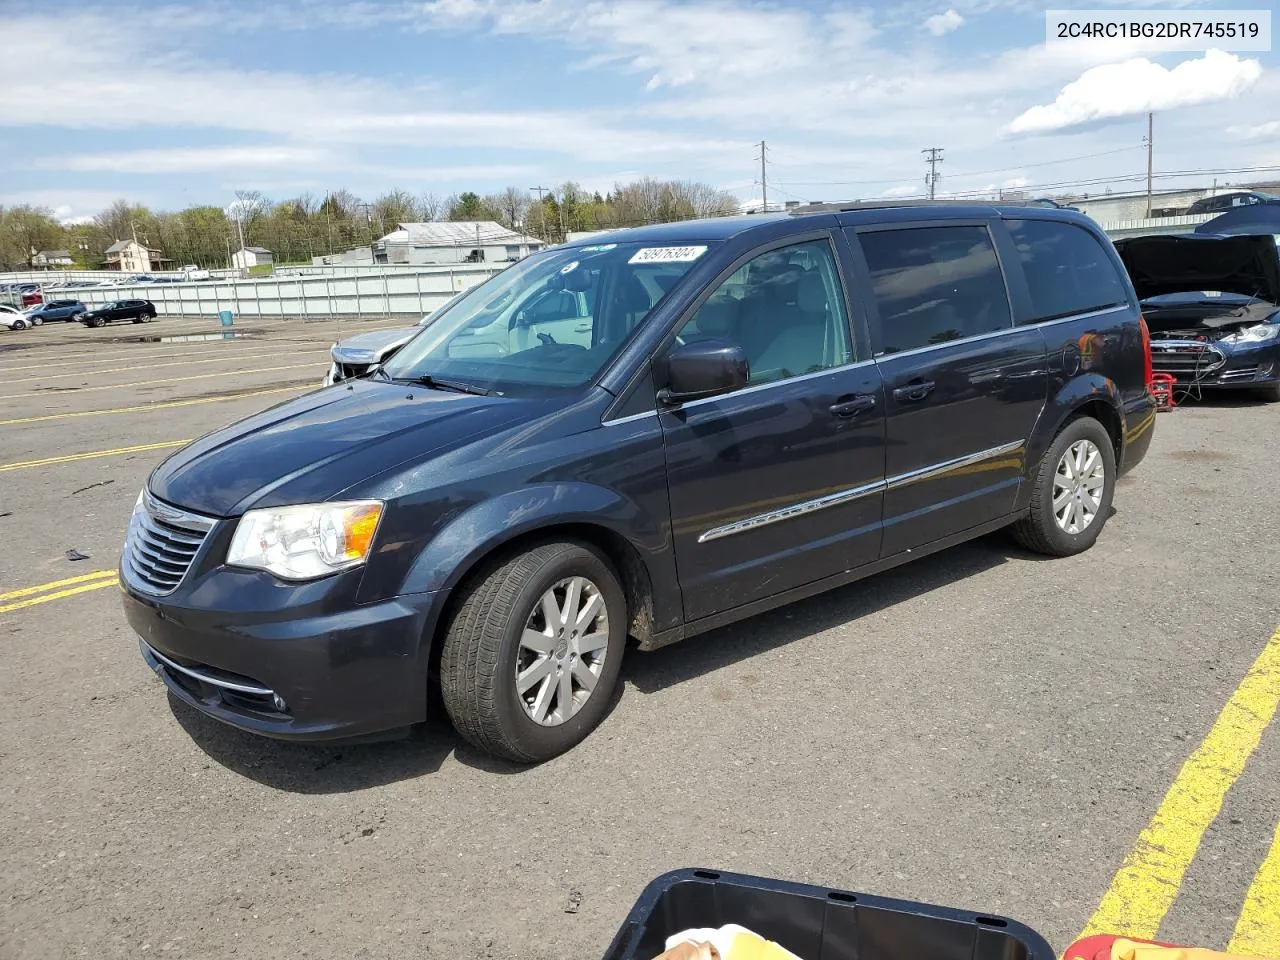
(1139, 314, 1153, 385)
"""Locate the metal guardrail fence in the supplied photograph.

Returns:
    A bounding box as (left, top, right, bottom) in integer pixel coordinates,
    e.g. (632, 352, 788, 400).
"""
(33, 264, 506, 318)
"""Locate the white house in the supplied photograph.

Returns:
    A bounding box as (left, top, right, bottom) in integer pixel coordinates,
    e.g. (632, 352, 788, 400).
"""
(371, 222, 544, 265)
(232, 246, 274, 269)
(105, 239, 169, 273)
(32, 249, 74, 269)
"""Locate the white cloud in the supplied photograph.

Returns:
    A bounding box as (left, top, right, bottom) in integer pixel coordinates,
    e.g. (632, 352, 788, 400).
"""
(1004, 49, 1263, 136)
(1227, 120, 1280, 140)
(39, 145, 330, 173)
(881, 185, 920, 197)
(924, 9, 964, 36)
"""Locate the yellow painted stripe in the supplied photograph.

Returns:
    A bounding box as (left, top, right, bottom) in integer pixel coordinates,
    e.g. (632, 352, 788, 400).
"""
(0, 361, 319, 400)
(0, 383, 308, 426)
(7, 348, 328, 384)
(1229, 821, 1280, 957)
(0, 439, 192, 473)
(0, 569, 117, 603)
(0, 577, 118, 614)
(1077, 626, 1280, 941)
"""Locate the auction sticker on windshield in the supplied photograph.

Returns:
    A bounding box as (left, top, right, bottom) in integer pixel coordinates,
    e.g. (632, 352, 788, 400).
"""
(628, 246, 708, 264)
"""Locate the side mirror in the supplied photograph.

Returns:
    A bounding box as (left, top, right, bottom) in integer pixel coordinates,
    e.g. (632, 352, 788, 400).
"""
(658, 338, 749, 405)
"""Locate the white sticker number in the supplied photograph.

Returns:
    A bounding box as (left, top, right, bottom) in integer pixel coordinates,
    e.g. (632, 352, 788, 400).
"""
(628, 245, 708, 264)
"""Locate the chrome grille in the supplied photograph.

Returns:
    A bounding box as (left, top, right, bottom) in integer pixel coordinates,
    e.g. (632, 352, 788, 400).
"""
(1150, 341, 1225, 375)
(1219, 366, 1261, 382)
(126, 492, 214, 595)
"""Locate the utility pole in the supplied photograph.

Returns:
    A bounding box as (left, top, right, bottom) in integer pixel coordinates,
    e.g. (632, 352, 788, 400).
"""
(922, 147, 944, 200)
(1144, 112, 1154, 218)
(758, 140, 768, 211)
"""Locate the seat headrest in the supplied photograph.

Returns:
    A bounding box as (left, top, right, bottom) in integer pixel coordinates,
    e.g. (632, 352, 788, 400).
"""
(614, 275, 653, 314)
(797, 272, 827, 314)
(697, 296, 739, 336)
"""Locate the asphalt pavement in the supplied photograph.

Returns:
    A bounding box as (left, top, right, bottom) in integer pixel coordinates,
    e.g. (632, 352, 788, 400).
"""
(1, 314, 1277, 960)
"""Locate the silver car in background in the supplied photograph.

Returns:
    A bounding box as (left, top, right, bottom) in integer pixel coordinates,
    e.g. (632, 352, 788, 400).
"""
(322, 291, 468, 386)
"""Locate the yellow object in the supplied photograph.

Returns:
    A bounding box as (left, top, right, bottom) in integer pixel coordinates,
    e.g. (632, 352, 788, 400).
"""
(662, 925, 802, 960)
(1109, 939, 1270, 960)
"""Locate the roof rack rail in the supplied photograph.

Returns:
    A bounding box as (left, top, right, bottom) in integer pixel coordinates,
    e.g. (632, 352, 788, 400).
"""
(788, 198, 1048, 215)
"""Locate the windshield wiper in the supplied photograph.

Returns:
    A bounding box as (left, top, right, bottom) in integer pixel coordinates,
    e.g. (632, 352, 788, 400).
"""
(392, 373, 497, 397)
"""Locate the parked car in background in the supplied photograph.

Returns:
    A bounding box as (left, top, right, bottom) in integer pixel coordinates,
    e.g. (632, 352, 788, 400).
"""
(1114, 232, 1280, 401)
(80, 299, 156, 327)
(1188, 191, 1280, 216)
(26, 299, 88, 323)
(322, 291, 469, 385)
(1, 304, 34, 330)
(123, 202, 1155, 761)
(182, 265, 213, 281)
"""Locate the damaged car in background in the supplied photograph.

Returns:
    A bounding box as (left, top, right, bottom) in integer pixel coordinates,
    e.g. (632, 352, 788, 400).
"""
(1114, 233, 1280, 402)
(323, 291, 467, 385)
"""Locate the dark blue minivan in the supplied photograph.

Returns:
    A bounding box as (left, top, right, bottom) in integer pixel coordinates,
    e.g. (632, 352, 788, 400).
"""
(121, 202, 1156, 761)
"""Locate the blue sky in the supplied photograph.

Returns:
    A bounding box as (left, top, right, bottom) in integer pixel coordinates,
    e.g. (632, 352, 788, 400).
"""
(0, 0, 1276, 222)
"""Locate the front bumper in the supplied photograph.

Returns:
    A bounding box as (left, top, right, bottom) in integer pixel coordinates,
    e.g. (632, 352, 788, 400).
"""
(123, 570, 444, 741)
(1151, 340, 1278, 389)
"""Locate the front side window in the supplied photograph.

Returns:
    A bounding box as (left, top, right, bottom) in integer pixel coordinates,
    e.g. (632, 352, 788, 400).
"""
(1006, 219, 1128, 323)
(859, 226, 1012, 354)
(673, 239, 854, 386)
(382, 241, 711, 394)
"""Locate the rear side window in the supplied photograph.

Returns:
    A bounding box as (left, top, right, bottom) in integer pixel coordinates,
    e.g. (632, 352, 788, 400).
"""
(858, 226, 1012, 355)
(1005, 219, 1129, 323)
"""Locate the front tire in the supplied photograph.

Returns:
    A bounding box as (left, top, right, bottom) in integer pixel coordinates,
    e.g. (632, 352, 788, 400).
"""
(440, 541, 627, 763)
(1011, 416, 1116, 557)
(12, 318, 26, 330)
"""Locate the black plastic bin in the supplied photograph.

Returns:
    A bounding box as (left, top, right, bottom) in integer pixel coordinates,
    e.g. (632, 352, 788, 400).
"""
(602, 868, 1056, 960)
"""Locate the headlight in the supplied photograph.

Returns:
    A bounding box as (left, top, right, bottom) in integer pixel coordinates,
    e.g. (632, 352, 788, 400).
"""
(1221, 323, 1280, 345)
(227, 501, 383, 581)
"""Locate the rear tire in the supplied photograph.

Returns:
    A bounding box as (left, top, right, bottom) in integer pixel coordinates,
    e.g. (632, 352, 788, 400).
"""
(1011, 416, 1116, 557)
(439, 540, 626, 763)
(88, 317, 104, 328)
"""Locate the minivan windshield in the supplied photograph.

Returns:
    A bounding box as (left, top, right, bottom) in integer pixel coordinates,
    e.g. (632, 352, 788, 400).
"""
(381, 240, 713, 394)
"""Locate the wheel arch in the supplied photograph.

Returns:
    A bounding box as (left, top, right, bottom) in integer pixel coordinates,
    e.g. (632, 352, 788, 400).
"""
(1020, 375, 1125, 509)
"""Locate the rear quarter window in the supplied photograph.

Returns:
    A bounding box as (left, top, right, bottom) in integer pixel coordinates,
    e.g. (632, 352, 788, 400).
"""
(1005, 219, 1129, 323)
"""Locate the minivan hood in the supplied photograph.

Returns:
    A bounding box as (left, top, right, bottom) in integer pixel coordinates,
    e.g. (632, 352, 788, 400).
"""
(330, 327, 419, 362)
(149, 379, 540, 516)
(1114, 234, 1280, 304)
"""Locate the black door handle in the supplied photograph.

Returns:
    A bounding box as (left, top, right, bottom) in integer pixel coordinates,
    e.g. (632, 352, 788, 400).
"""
(892, 379, 936, 402)
(829, 395, 876, 418)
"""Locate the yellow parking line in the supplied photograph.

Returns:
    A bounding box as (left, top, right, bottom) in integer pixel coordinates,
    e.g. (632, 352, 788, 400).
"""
(1076, 626, 1280, 941)
(6, 348, 328, 384)
(0, 361, 319, 400)
(0, 569, 117, 603)
(1229, 821, 1280, 957)
(0, 439, 192, 473)
(0, 384, 309, 426)
(0, 577, 119, 614)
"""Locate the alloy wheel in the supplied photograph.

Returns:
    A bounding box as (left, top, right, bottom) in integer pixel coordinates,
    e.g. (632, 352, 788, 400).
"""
(514, 576, 609, 726)
(1053, 438, 1105, 534)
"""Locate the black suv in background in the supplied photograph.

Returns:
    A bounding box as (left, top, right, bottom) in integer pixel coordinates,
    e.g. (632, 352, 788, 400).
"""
(122, 202, 1155, 762)
(81, 299, 156, 327)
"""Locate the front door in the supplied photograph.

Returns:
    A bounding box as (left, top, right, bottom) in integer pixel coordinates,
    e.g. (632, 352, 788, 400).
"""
(848, 223, 1047, 557)
(659, 236, 886, 623)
